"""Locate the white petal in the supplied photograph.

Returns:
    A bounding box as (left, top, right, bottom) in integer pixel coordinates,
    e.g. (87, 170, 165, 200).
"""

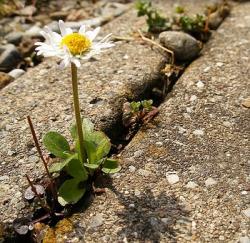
(59, 20, 67, 36)
(85, 27, 100, 41)
(59, 57, 70, 69)
(79, 25, 86, 35)
(99, 33, 112, 43)
(72, 58, 81, 67)
(65, 27, 73, 35)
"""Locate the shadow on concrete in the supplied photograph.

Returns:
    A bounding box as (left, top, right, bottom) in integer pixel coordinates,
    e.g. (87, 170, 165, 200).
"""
(111, 186, 191, 242)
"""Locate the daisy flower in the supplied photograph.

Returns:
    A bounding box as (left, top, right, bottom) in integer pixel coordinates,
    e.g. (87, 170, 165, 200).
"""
(35, 20, 114, 68)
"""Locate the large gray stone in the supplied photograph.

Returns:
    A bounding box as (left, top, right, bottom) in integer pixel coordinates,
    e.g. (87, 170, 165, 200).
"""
(159, 31, 202, 61)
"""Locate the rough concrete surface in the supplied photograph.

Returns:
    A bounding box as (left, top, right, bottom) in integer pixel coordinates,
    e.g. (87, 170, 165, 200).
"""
(62, 2, 249, 242)
(0, 0, 246, 242)
(0, 0, 218, 227)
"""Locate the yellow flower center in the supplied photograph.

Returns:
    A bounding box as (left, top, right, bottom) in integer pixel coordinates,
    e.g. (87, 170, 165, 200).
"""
(60, 33, 91, 56)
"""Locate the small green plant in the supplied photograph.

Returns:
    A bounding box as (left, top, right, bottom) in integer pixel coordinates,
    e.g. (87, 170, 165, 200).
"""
(43, 118, 120, 206)
(123, 99, 157, 128)
(135, 0, 171, 33)
(18, 21, 119, 234)
(179, 14, 206, 34)
(175, 5, 185, 14)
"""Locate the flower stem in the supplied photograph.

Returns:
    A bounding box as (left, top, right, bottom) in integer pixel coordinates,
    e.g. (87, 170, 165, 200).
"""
(71, 63, 86, 163)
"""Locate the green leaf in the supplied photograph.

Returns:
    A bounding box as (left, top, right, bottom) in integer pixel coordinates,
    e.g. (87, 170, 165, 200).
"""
(83, 163, 99, 169)
(49, 153, 77, 173)
(43, 131, 70, 159)
(58, 178, 86, 206)
(130, 101, 141, 113)
(102, 158, 121, 174)
(70, 124, 77, 140)
(66, 159, 88, 180)
(82, 118, 94, 139)
(84, 140, 97, 164)
(92, 131, 111, 160)
(141, 99, 153, 111)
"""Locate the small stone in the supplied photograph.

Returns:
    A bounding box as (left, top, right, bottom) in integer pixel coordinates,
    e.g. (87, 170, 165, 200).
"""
(204, 66, 211, 72)
(138, 169, 150, 177)
(0, 44, 22, 72)
(239, 236, 250, 243)
(0, 71, 14, 89)
(17, 5, 37, 16)
(216, 62, 224, 67)
(8, 69, 25, 79)
(124, 190, 129, 195)
(0, 175, 9, 181)
(242, 97, 250, 108)
(196, 81, 205, 89)
(241, 191, 248, 195)
(219, 235, 225, 241)
(5, 32, 23, 45)
(205, 177, 217, 187)
(29, 155, 39, 163)
(134, 189, 140, 196)
(156, 141, 163, 146)
(209, 11, 223, 30)
(223, 121, 232, 127)
(193, 129, 204, 136)
(129, 203, 135, 208)
(190, 95, 197, 102)
(185, 181, 198, 189)
(166, 172, 179, 184)
(123, 54, 129, 59)
(89, 214, 103, 228)
(242, 208, 250, 218)
(161, 218, 169, 224)
(128, 165, 136, 173)
(133, 150, 144, 158)
(159, 31, 202, 61)
(24, 26, 43, 39)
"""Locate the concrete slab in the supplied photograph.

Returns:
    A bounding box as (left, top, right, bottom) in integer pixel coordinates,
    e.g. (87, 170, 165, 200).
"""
(59, 2, 249, 242)
(0, 0, 220, 226)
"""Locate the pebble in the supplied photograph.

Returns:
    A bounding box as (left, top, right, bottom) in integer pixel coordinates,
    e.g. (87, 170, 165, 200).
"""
(239, 236, 250, 243)
(223, 121, 232, 127)
(185, 181, 198, 189)
(8, 69, 25, 79)
(196, 80, 205, 89)
(133, 150, 144, 158)
(204, 66, 211, 72)
(156, 141, 163, 146)
(242, 97, 250, 108)
(205, 177, 218, 187)
(134, 189, 140, 196)
(89, 214, 104, 228)
(0, 44, 22, 72)
(138, 169, 150, 177)
(216, 62, 224, 67)
(0, 175, 9, 181)
(24, 26, 43, 39)
(190, 95, 197, 102)
(29, 155, 39, 163)
(193, 129, 204, 136)
(166, 172, 179, 184)
(128, 165, 136, 173)
(242, 208, 250, 218)
(5, 32, 23, 45)
(161, 218, 169, 224)
(0, 71, 14, 89)
(159, 31, 202, 61)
